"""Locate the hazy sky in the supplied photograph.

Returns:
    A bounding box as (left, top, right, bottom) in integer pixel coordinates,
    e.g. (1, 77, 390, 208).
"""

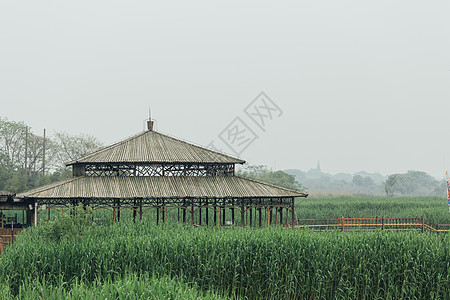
(1, 1, 449, 179)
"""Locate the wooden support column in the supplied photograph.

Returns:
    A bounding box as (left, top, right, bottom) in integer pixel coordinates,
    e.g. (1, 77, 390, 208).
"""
(279, 207, 283, 226)
(117, 200, 121, 222)
(216, 207, 219, 228)
(206, 199, 209, 226)
(162, 199, 165, 224)
(139, 199, 143, 221)
(199, 202, 202, 226)
(156, 199, 160, 225)
(249, 207, 253, 227)
(259, 207, 262, 227)
(241, 203, 245, 227)
(286, 207, 289, 225)
(183, 200, 186, 223)
(133, 199, 137, 223)
(213, 199, 216, 226)
(191, 201, 194, 225)
(291, 197, 295, 229)
(231, 199, 235, 225)
(26, 207, 34, 227)
(222, 205, 226, 226)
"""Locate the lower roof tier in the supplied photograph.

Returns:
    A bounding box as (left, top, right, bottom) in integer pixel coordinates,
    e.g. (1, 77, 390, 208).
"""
(17, 176, 307, 200)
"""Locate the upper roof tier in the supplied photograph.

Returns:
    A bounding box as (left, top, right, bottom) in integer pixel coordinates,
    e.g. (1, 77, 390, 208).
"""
(66, 127, 245, 166)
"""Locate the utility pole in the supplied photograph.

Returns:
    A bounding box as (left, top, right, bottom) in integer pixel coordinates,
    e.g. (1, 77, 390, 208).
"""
(24, 127, 28, 183)
(42, 129, 46, 176)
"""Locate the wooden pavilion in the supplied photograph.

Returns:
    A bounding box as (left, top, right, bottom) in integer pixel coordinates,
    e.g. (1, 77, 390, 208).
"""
(16, 121, 307, 227)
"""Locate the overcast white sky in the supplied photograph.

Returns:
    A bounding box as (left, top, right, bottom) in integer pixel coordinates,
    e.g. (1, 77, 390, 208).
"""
(1, 1, 449, 179)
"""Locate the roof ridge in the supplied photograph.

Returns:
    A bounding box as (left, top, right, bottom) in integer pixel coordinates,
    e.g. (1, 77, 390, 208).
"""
(154, 130, 244, 163)
(66, 129, 245, 165)
(65, 130, 148, 165)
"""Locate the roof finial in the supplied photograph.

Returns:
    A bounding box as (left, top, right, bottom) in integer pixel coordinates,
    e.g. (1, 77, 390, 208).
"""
(147, 107, 154, 131)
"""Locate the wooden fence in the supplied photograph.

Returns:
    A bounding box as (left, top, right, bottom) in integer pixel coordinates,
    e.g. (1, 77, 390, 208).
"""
(1, 217, 448, 252)
(296, 217, 449, 234)
(0, 228, 23, 248)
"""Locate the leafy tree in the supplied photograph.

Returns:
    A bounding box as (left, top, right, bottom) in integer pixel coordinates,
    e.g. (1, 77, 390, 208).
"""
(53, 131, 103, 164)
(383, 171, 441, 197)
(0, 117, 28, 172)
(0, 117, 103, 193)
(237, 165, 306, 191)
(384, 174, 398, 197)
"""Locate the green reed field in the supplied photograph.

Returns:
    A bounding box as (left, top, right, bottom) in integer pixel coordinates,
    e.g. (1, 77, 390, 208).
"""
(1, 219, 449, 299)
(1, 196, 449, 299)
(295, 196, 450, 224)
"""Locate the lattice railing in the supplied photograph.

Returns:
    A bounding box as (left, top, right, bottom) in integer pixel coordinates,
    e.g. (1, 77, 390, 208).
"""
(83, 163, 235, 177)
(296, 217, 449, 234)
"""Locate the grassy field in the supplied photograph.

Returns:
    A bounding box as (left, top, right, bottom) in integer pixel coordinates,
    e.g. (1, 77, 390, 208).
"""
(1, 196, 449, 299)
(295, 196, 450, 224)
(1, 219, 449, 299)
(0, 274, 226, 300)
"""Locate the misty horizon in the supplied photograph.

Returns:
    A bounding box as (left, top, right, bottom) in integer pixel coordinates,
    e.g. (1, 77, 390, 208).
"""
(1, 1, 449, 179)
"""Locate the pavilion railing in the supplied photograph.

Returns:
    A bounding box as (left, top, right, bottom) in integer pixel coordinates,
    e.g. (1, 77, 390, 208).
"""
(295, 217, 449, 234)
(1, 216, 449, 253)
(0, 228, 23, 248)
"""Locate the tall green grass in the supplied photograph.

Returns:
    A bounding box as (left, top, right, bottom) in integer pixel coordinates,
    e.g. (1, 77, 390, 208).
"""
(296, 196, 450, 223)
(0, 273, 226, 300)
(1, 222, 448, 299)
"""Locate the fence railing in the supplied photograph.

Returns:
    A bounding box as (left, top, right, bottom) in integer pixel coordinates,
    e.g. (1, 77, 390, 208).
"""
(0, 228, 23, 248)
(296, 217, 449, 234)
(0, 217, 448, 252)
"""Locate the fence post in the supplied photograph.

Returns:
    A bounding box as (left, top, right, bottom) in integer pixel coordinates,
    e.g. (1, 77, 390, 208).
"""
(421, 216, 424, 233)
(341, 217, 344, 232)
(382, 217, 384, 230)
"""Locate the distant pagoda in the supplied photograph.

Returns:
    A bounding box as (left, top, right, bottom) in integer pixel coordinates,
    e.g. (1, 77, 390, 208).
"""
(17, 120, 307, 227)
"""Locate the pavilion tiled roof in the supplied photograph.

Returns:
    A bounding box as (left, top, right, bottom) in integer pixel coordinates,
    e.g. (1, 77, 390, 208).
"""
(66, 130, 244, 165)
(17, 176, 305, 199)
(0, 190, 15, 196)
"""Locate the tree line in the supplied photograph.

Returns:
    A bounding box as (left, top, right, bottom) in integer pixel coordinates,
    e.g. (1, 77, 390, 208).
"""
(0, 117, 102, 193)
(1, 116, 445, 197)
(237, 165, 306, 192)
(285, 167, 446, 197)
